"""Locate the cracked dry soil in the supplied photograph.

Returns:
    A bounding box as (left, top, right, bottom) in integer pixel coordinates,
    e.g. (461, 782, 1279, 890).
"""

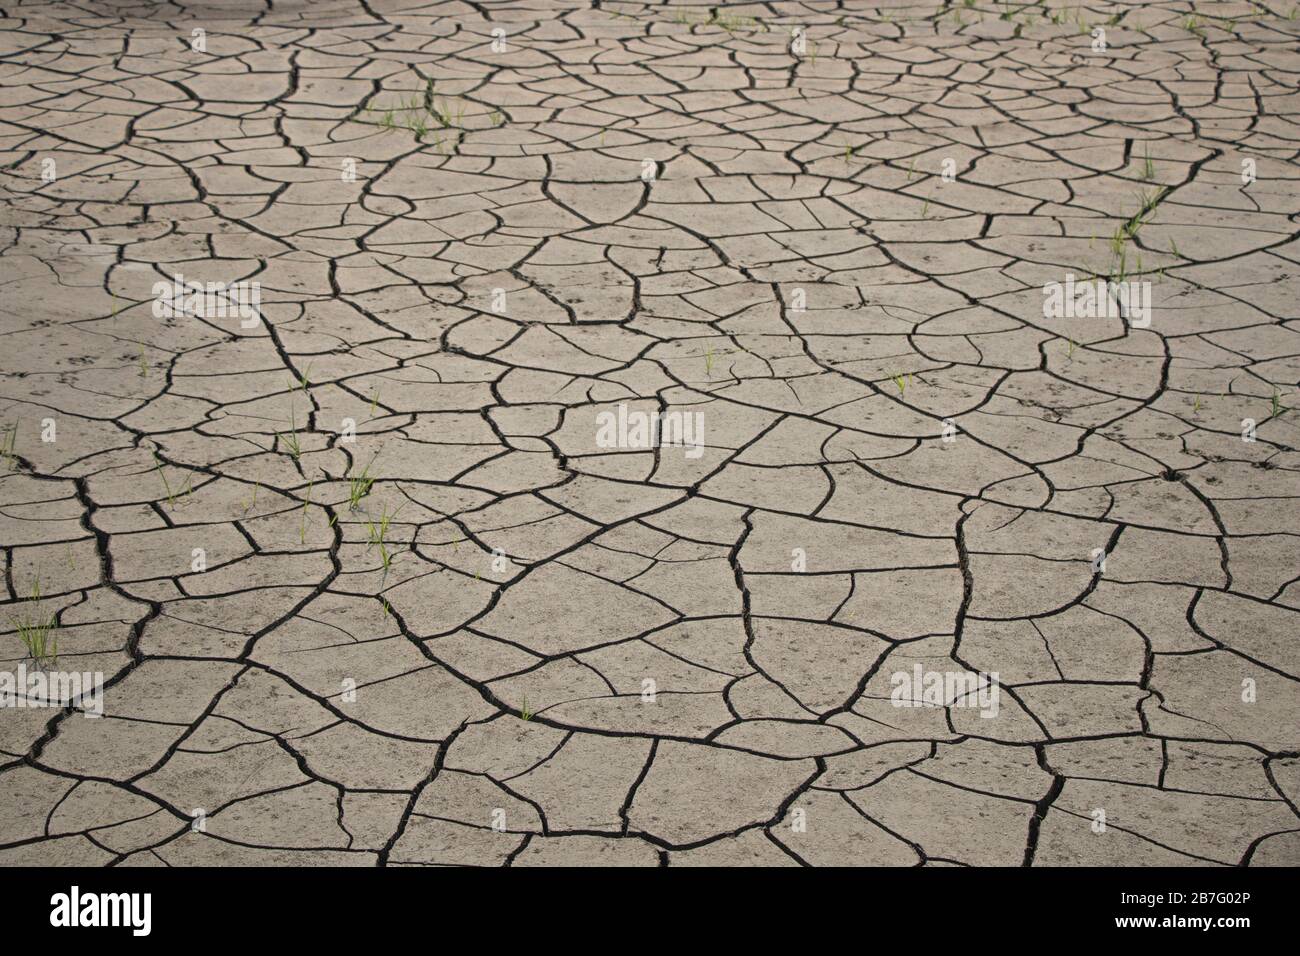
(1, 0, 1299, 869)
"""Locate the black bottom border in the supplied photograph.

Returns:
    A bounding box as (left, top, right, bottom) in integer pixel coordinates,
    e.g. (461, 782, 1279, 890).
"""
(1, 865, 1284, 941)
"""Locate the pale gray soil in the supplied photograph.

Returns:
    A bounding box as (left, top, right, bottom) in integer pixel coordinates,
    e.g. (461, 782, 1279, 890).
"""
(1, 0, 1298, 867)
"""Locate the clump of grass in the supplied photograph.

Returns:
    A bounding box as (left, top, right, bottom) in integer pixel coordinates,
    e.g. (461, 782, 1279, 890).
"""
(427, 86, 464, 130)
(365, 502, 402, 578)
(1108, 225, 1127, 257)
(890, 372, 912, 396)
(1111, 242, 1129, 283)
(291, 361, 313, 394)
(347, 454, 377, 511)
(277, 404, 302, 461)
(9, 579, 58, 668)
(1140, 144, 1156, 181)
(151, 451, 192, 508)
(1105, 187, 1167, 282)
(280, 428, 301, 460)
(706, 9, 763, 33)
(362, 79, 470, 141)
(1122, 186, 1166, 239)
(519, 696, 535, 721)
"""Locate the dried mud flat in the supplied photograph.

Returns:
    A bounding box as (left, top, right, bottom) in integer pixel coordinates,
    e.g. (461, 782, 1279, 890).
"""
(1, 0, 1299, 868)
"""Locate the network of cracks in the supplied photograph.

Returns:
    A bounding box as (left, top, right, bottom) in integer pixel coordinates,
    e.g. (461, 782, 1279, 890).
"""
(1, 0, 1298, 866)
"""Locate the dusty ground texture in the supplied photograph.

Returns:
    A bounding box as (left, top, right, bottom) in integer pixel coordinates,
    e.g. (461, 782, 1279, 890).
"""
(1, 0, 1299, 868)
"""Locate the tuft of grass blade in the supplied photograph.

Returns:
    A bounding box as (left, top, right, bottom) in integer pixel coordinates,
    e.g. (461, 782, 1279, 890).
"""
(9, 579, 58, 668)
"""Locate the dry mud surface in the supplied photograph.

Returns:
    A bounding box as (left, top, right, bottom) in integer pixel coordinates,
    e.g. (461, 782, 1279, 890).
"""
(1, 0, 1299, 868)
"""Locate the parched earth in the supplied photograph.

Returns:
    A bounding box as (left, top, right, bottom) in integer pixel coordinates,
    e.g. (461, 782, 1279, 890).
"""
(1, 0, 1298, 868)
